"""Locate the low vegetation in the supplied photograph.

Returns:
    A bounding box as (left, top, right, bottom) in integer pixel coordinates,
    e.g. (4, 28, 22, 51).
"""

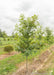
(4, 45, 14, 54)
(0, 44, 51, 75)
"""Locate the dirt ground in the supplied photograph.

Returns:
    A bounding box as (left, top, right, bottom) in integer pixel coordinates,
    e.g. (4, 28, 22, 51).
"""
(0, 51, 18, 60)
(12, 46, 54, 75)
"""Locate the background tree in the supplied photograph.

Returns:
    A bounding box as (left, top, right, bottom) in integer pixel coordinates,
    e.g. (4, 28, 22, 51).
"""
(0, 29, 3, 37)
(14, 32, 19, 41)
(0, 29, 7, 38)
(2, 31, 7, 38)
(11, 32, 15, 38)
(45, 27, 53, 44)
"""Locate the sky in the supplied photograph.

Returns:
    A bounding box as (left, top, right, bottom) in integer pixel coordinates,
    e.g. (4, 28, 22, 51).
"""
(0, 0, 54, 35)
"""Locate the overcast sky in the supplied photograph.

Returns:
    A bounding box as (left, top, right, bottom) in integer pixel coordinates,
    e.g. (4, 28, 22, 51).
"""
(0, 0, 54, 35)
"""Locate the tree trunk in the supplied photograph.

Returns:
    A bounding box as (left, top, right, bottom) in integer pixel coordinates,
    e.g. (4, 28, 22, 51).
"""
(26, 56, 28, 75)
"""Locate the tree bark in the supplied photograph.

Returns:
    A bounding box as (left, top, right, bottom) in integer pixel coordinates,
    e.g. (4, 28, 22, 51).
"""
(26, 56, 28, 75)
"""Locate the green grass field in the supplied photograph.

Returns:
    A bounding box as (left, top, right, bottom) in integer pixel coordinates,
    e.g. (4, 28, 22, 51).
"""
(0, 43, 52, 75)
(0, 38, 54, 75)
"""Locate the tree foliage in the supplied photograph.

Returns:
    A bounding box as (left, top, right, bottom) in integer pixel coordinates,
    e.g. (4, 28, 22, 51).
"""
(0, 29, 7, 38)
(15, 14, 41, 56)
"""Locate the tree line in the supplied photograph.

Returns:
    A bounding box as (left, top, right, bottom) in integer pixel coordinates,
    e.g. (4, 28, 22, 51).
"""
(0, 29, 7, 38)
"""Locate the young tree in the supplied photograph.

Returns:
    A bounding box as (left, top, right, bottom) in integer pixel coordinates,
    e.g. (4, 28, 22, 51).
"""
(2, 31, 7, 38)
(14, 32, 19, 41)
(0, 29, 2, 37)
(45, 27, 53, 44)
(0, 29, 7, 38)
(15, 14, 40, 74)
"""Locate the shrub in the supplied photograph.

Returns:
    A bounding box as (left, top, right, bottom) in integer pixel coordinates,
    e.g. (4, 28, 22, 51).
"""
(4, 45, 14, 54)
(7, 38, 10, 41)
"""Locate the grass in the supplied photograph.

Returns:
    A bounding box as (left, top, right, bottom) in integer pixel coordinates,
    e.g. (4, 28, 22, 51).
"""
(0, 53, 25, 75)
(0, 48, 6, 55)
(0, 38, 54, 75)
(0, 44, 52, 75)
